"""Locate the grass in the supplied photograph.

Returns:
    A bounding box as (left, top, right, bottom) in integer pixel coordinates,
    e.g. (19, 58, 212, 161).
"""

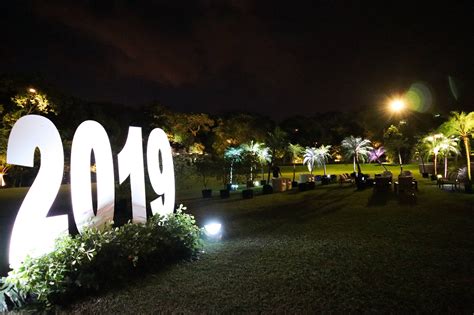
(1, 163, 474, 312)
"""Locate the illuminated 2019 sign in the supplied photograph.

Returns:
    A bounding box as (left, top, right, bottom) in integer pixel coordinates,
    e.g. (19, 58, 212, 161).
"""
(6, 115, 175, 268)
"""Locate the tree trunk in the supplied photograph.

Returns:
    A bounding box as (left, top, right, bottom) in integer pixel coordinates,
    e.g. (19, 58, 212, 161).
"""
(249, 165, 253, 181)
(444, 156, 448, 178)
(421, 154, 426, 173)
(267, 161, 272, 182)
(230, 162, 233, 184)
(355, 155, 362, 174)
(434, 153, 438, 175)
(353, 156, 356, 173)
(463, 136, 472, 181)
(378, 159, 388, 171)
(292, 163, 296, 181)
(323, 163, 327, 176)
(398, 150, 403, 173)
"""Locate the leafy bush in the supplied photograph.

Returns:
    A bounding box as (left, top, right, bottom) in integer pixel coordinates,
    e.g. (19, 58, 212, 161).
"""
(0, 205, 202, 310)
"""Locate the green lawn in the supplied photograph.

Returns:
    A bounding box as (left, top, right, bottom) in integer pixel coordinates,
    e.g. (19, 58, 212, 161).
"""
(1, 164, 474, 312)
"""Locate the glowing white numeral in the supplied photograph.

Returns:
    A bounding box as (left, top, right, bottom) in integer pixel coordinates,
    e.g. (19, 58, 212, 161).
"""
(71, 121, 115, 232)
(6, 115, 68, 268)
(147, 128, 175, 216)
(117, 127, 146, 223)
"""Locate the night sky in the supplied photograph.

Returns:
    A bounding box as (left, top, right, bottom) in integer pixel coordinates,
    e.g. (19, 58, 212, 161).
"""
(1, 1, 473, 120)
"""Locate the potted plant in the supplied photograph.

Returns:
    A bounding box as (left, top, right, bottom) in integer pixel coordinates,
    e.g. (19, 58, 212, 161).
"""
(300, 147, 316, 188)
(439, 111, 474, 193)
(288, 143, 304, 188)
(195, 155, 219, 198)
(341, 136, 373, 190)
(224, 146, 243, 190)
(314, 144, 331, 185)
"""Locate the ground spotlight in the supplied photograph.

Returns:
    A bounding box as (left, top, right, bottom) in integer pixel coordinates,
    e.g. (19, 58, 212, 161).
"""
(204, 222, 223, 240)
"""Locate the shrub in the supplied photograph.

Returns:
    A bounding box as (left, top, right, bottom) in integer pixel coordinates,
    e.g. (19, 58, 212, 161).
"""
(0, 205, 202, 310)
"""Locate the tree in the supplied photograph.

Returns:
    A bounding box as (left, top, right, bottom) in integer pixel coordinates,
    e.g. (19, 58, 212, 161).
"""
(314, 145, 332, 176)
(241, 140, 264, 182)
(423, 133, 445, 176)
(212, 114, 268, 155)
(438, 136, 460, 178)
(412, 137, 430, 174)
(439, 111, 474, 182)
(224, 146, 243, 185)
(383, 125, 408, 173)
(194, 155, 220, 189)
(288, 143, 304, 181)
(303, 147, 317, 175)
(341, 136, 373, 174)
(266, 127, 288, 181)
(148, 104, 214, 153)
(368, 146, 388, 171)
(256, 145, 272, 181)
(0, 87, 57, 186)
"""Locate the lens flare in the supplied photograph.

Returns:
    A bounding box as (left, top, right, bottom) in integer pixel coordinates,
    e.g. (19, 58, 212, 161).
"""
(405, 82, 432, 113)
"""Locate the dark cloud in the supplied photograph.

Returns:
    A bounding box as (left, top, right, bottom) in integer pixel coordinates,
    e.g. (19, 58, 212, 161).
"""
(1, 1, 473, 118)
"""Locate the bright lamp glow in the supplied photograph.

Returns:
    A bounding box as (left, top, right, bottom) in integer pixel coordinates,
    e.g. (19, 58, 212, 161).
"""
(204, 222, 222, 239)
(389, 99, 405, 112)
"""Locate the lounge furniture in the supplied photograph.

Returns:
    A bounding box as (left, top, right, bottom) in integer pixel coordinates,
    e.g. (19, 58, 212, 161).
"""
(394, 176, 417, 195)
(339, 173, 354, 186)
(437, 172, 460, 191)
(381, 171, 393, 180)
(272, 178, 288, 192)
(299, 174, 314, 183)
(374, 176, 392, 192)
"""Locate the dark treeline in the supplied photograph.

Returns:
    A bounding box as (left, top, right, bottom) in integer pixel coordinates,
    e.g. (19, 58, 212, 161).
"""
(0, 75, 446, 187)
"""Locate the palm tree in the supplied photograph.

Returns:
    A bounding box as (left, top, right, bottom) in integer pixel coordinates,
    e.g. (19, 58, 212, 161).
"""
(314, 145, 331, 176)
(438, 136, 460, 178)
(256, 145, 272, 181)
(303, 147, 317, 175)
(241, 140, 263, 181)
(266, 127, 288, 181)
(413, 137, 430, 175)
(423, 133, 444, 176)
(368, 146, 388, 171)
(224, 146, 243, 185)
(341, 136, 373, 174)
(288, 143, 304, 182)
(439, 111, 474, 182)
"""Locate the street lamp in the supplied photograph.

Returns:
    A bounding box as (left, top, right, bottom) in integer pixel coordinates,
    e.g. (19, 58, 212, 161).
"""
(389, 98, 405, 113)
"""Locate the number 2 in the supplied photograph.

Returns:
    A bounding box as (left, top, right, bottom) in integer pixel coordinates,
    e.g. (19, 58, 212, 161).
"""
(6, 115, 68, 268)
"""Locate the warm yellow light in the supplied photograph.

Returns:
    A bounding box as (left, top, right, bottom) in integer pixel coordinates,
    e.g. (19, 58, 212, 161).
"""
(389, 99, 405, 112)
(28, 88, 37, 93)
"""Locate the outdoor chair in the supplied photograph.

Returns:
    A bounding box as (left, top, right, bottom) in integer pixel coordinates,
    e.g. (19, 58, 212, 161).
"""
(339, 173, 354, 186)
(374, 176, 392, 192)
(437, 171, 460, 191)
(381, 170, 393, 180)
(394, 176, 417, 195)
(400, 170, 413, 177)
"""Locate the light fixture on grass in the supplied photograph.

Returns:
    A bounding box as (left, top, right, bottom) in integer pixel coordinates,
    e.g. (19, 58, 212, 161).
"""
(204, 222, 222, 240)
